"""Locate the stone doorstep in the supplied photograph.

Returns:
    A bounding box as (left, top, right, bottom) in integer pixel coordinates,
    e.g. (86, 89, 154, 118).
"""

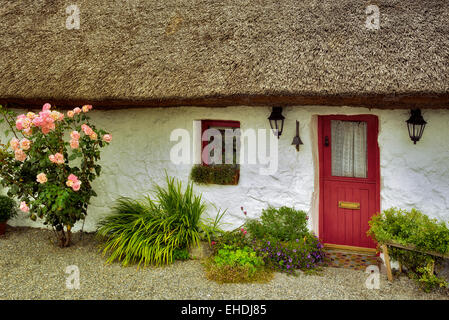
(188, 241, 214, 260)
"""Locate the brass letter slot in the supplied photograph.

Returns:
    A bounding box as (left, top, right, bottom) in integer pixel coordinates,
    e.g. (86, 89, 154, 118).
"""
(338, 201, 360, 210)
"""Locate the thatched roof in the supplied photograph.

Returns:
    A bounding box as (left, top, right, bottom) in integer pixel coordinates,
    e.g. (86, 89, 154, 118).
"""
(0, 0, 448, 109)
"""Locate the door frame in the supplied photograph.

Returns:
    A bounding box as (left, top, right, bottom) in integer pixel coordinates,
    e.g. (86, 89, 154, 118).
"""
(317, 114, 381, 249)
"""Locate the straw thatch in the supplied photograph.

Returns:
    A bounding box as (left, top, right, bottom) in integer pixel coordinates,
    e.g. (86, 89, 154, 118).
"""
(0, 0, 448, 108)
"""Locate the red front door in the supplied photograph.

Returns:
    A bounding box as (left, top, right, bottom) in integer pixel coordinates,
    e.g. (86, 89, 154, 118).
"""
(318, 115, 380, 249)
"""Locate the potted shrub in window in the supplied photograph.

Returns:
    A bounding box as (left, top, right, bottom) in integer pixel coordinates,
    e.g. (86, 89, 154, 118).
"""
(0, 195, 16, 235)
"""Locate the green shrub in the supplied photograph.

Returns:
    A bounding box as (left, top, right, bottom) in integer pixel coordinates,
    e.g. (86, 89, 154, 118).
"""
(204, 245, 272, 283)
(97, 176, 210, 267)
(245, 206, 309, 242)
(368, 207, 449, 292)
(0, 195, 16, 222)
(368, 207, 449, 254)
(190, 164, 239, 185)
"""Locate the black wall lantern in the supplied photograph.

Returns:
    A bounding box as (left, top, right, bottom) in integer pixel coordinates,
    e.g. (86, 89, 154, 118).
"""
(291, 120, 303, 151)
(406, 109, 427, 144)
(268, 107, 285, 139)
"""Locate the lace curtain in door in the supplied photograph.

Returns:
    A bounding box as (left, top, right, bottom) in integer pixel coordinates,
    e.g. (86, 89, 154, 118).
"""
(331, 120, 367, 178)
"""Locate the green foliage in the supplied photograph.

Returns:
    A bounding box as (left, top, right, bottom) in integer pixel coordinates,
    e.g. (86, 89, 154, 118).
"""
(97, 176, 216, 267)
(205, 245, 272, 283)
(197, 205, 228, 243)
(368, 207, 449, 254)
(214, 245, 264, 272)
(245, 206, 309, 242)
(0, 195, 16, 222)
(0, 104, 110, 246)
(190, 164, 239, 185)
(368, 207, 449, 292)
(213, 228, 249, 252)
(414, 264, 448, 293)
(173, 247, 190, 261)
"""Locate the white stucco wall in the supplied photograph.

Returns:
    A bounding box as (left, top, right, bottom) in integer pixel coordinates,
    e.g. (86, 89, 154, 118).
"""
(2, 105, 449, 233)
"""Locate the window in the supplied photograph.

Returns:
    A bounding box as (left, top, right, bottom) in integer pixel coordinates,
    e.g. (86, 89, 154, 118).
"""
(331, 120, 367, 178)
(201, 120, 240, 166)
(190, 120, 241, 185)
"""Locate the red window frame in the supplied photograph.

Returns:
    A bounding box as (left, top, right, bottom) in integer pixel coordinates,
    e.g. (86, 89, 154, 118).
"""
(201, 120, 240, 166)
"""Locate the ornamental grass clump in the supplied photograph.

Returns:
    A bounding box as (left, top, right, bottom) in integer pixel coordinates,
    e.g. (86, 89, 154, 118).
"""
(97, 176, 214, 267)
(0, 103, 111, 247)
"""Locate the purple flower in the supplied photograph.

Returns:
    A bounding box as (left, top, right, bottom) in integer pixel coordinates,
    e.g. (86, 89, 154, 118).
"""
(296, 239, 299, 242)
(277, 252, 281, 256)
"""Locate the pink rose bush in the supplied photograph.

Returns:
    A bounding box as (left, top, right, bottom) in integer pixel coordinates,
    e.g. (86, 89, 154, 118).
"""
(0, 103, 112, 247)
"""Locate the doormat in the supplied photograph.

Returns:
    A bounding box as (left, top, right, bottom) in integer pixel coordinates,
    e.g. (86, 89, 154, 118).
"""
(323, 248, 382, 271)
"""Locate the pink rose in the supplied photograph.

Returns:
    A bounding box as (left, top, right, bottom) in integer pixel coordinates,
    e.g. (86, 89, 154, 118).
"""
(49, 153, 64, 164)
(72, 180, 81, 191)
(81, 124, 93, 136)
(66, 174, 81, 191)
(70, 139, 79, 149)
(14, 149, 27, 162)
(89, 132, 98, 141)
(67, 174, 78, 182)
(50, 111, 60, 121)
(21, 118, 32, 129)
(10, 138, 20, 151)
(54, 153, 64, 164)
(15, 120, 23, 131)
(102, 134, 112, 143)
(20, 138, 31, 151)
(70, 131, 80, 140)
(41, 122, 55, 134)
(74, 107, 81, 114)
(20, 201, 29, 213)
(32, 117, 44, 127)
(42, 103, 51, 111)
(36, 173, 47, 184)
(67, 111, 75, 118)
(23, 128, 33, 136)
(26, 112, 36, 119)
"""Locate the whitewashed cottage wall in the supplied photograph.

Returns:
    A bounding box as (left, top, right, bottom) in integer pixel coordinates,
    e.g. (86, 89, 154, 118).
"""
(2, 106, 449, 232)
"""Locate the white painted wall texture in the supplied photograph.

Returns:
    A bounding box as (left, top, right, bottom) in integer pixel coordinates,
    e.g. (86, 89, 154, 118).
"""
(2, 106, 449, 233)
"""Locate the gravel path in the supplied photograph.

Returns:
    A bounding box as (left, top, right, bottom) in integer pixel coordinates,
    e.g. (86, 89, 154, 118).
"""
(0, 227, 447, 300)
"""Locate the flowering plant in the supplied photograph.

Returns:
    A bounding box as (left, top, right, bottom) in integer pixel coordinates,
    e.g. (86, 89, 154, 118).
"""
(0, 103, 111, 247)
(253, 234, 325, 273)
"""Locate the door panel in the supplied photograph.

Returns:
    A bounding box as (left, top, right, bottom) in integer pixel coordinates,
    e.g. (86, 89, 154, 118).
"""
(319, 115, 380, 249)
